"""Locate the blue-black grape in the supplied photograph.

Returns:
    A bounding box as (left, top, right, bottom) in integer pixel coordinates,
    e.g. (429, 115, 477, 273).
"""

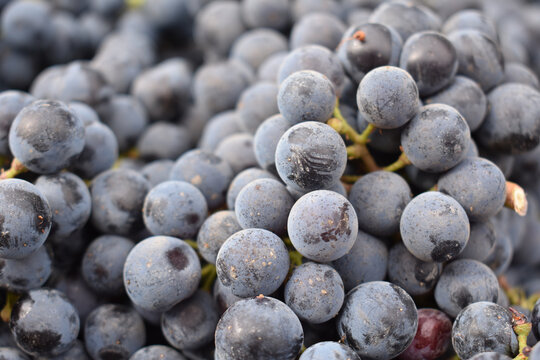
(349, 170, 412, 237)
(337, 23, 403, 83)
(36, 339, 90, 360)
(226, 167, 277, 210)
(235, 178, 294, 235)
(214, 296, 303, 360)
(452, 302, 518, 359)
(0, 90, 34, 156)
(299, 341, 360, 360)
(0, 245, 52, 293)
(198, 111, 242, 152)
(10, 289, 79, 357)
(503, 62, 540, 89)
(130, 345, 185, 360)
(288, 190, 358, 262)
(143, 180, 207, 239)
(215, 228, 289, 297)
(91, 168, 150, 235)
(399, 31, 458, 96)
(337, 281, 418, 360)
(214, 133, 258, 175)
(123, 236, 201, 312)
(253, 114, 292, 174)
(289, 12, 346, 50)
(169, 149, 233, 210)
(258, 52, 287, 83)
(401, 104, 471, 173)
(136, 122, 191, 161)
(82, 235, 134, 296)
(400, 191, 470, 263)
(424, 75, 487, 132)
(278, 45, 346, 96)
(476, 83, 540, 154)
(458, 219, 497, 262)
(196, 210, 242, 264)
(141, 159, 174, 187)
(442, 10, 498, 42)
(331, 229, 388, 291)
(388, 243, 442, 296)
(161, 290, 219, 350)
(278, 70, 336, 125)
(0, 347, 31, 359)
(0, 179, 52, 259)
(284, 262, 345, 324)
(9, 100, 85, 175)
(84, 304, 145, 360)
(357, 66, 419, 129)
(236, 81, 279, 134)
(34, 172, 91, 241)
(434, 259, 499, 318)
(241, 0, 290, 31)
(275, 121, 347, 192)
(230, 28, 288, 71)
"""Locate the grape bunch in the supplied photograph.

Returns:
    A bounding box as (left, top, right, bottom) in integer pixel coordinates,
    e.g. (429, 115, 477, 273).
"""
(0, 0, 539, 359)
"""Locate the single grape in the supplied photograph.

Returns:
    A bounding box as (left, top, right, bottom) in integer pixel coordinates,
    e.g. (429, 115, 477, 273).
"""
(130, 345, 185, 360)
(299, 341, 360, 360)
(196, 210, 242, 264)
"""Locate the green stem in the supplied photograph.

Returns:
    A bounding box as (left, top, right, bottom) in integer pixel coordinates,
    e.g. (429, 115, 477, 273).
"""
(383, 152, 411, 172)
(510, 307, 533, 360)
(0, 158, 27, 180)
(200, 263, 217, 292)
(1, 292, 20, 322)
(289, 250, 303, 268)
(184, 239, 198, 251)
(341, 175, 361, 184)
(328, 101, 373, 145)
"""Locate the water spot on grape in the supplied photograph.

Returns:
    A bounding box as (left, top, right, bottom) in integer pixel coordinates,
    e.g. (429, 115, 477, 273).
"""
(15, 328, 61, 354)
(166, 247, 188, 271)
(185, 213, 199, 225)
(453, 287, 474, 310)
(98, 346, 129, 360)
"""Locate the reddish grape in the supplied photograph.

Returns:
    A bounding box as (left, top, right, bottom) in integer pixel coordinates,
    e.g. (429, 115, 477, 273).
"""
(399, 308, 452, 360)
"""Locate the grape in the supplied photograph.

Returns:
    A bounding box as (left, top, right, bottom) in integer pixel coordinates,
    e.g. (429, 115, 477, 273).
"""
(214, 296, 303, 360)
(123, 236, 201, 312)
(398, 308, 452, 360)
(277, 70, 336, 125)
(399, 31, 458, 96)
(401, 104, 471, 173)
(213, 277, 242, 315)
(253, 114, 293, 174)
(84, 304, 145, 360)
(357, 66, 419, 129)
(143, 181, 207, 239)
(0, 90, 35, 156)
(226, 167, 277, 210)
(214, 133, 258, 174)
(424, 75, 487, 132)
(236, 82, 279, 134)
(235, 178, 294, 235)
(34, 172, 91, 241)
(130, 345, 185, 360)
(241, 0, 290, 31)
(476, 83, 540, 154)
(198, 111, 242, 152)
(0, 347, 30, 359)
(452, 302, 518, 359)
(442, 10, 498, 42)
(331, 229, 388, 291)
(458, 220, 497, 262)
(230, 29, 288, 71)
(337, 281, 418, 360)
(289, 12, 346, 50)
(532, 299, 540, 340)
(288, 190, 358, 262)
(400, 192, 470, 263)
(215, 228, 289, 297)
(503, 62, 540, 89)
(278, 45, 346, 96)
(258, 52, 287, 83)
(10, 289, 79, 357)
(53, 273, 101, 326)
(469, 353, 513, 360)
(437, 157, 506, 221)
(90, 169, 150, 236)
(136, 122, 191, 161)
(141, 159, 174, 187)
(35, 339, 90, 360)
(196, 210, 242, 264)
(337, 23, 403, 83)
(0, 245, 51, 293)
(9, 100, 85, 174)
(349, 171, 412, 237)
(169, 149, 233, 210)
(275, 122, 347, 192)
(161, 290, 219, 350)
(434, 259, 499, 318)
(388, 243, 442, 296)
(284, 262, 345, 324)
(0, 179, 52, 259)
(81, 235, 135, 296)
(299, 341, 360, 360)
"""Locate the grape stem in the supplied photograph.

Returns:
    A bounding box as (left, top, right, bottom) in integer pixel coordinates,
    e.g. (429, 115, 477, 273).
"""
(383, 152, 412, 172)
(0, 158, 27, 180)
(200, 263, 217, 292)
(0, 292, 20, 323)
(328, 102, 374, 145)
(505, 181, 528, 216)
(184, 239, 198, 251)
(510, 307, 532, 360)
(499, 276, 540, 310)
(341, 175, 361, 184)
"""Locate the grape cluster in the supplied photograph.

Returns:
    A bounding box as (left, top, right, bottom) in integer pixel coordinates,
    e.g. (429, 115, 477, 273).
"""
(0, 0, 539, 359)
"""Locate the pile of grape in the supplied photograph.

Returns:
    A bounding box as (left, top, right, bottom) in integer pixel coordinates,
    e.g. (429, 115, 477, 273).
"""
(0, 0, 539, 359)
